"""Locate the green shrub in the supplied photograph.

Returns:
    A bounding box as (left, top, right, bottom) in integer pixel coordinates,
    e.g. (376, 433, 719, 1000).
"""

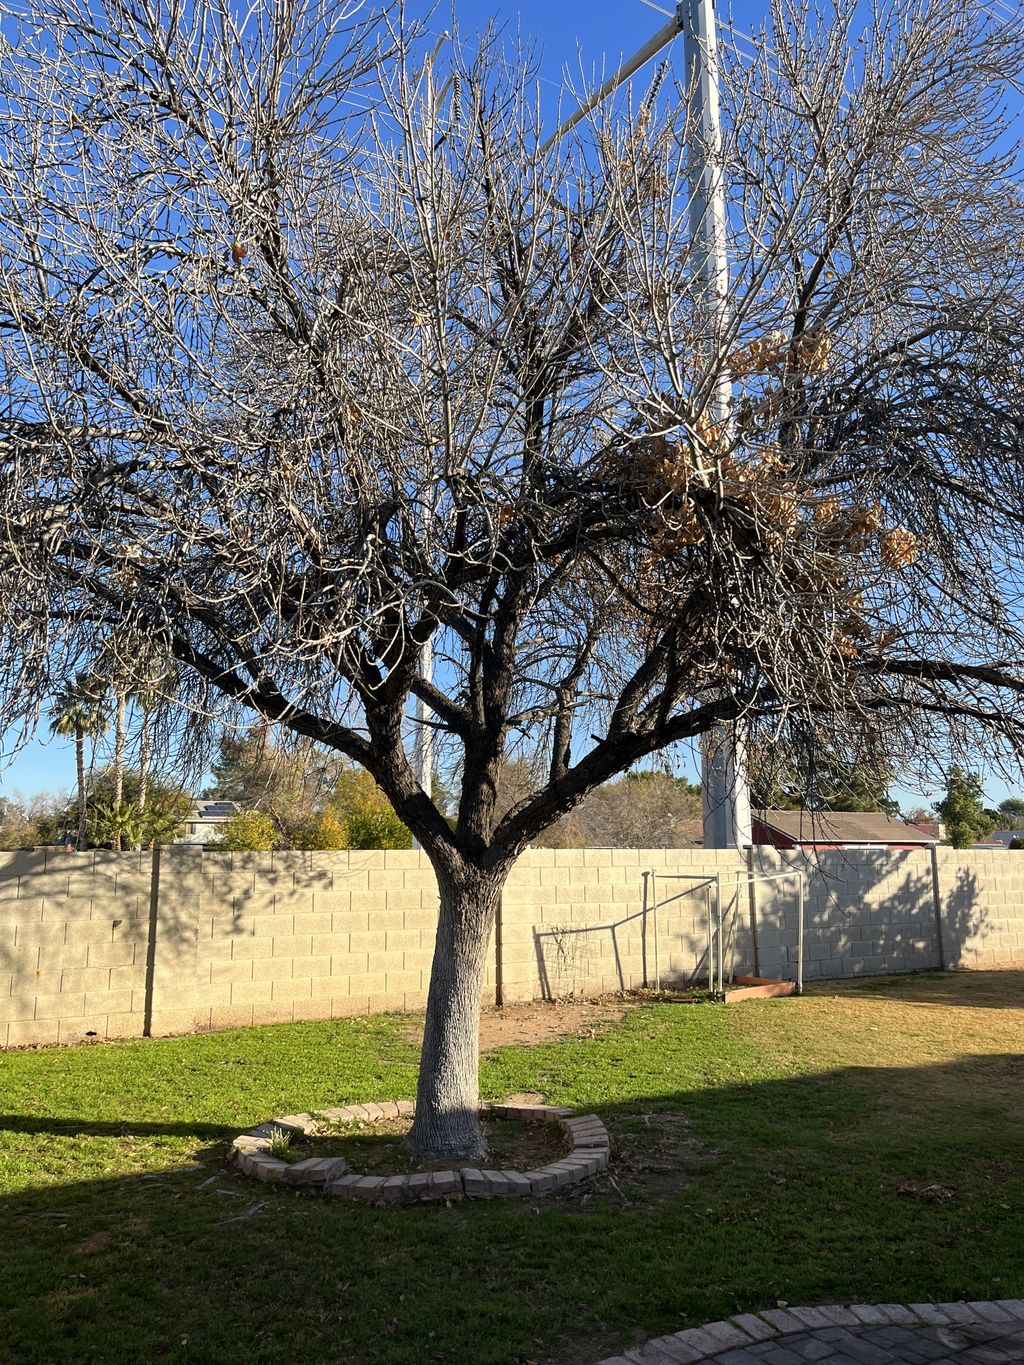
(346, 806, 411, 850)
(293, 809, 349, 850)
(214, 810, 277, 851)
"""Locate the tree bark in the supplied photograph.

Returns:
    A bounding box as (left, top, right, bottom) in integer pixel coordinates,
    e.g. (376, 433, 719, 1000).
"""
(75, 728, 87, 852)
(405, 862, 503, 1159)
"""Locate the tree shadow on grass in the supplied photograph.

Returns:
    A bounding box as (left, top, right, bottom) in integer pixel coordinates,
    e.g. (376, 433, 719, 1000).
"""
(0, 1115, 237, 1140)
(0, 1051, 1021, 1365)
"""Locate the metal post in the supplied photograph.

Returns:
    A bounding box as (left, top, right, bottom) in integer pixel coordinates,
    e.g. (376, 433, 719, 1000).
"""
(796, 874, 805, 995)
(705, 883, 713, 991)
(715, 870, 724, 996)
(746, 846, 760, 978)
(652, 872, 660, 992)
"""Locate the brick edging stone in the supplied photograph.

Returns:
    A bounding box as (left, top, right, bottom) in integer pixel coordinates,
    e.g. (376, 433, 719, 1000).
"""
(230, 1101, 610, 1201)
(592, 1300, 1024, 1363)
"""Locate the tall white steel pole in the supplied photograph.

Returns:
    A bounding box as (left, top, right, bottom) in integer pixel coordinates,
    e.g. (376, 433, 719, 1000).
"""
(419, 9, 751, 848)
(413, 640, 434, 799)
(684, 0, 752, 850)
(410, 44, 444, 851)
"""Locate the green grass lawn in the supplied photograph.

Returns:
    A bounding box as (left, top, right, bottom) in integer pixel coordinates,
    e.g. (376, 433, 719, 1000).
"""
(1, 972, 1022, 1365)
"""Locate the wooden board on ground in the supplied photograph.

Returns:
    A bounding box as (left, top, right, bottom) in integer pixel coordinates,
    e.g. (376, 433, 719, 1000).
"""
(725, 976, 797, 1003)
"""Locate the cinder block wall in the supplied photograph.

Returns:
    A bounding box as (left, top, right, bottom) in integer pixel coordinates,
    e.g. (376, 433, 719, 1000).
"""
(747, 847, 941, 982)
(1, 843, 1022, 1046)
(164, 849, 441, 1036)
(0, 848, 152, 1046)
(500, 848, 748, 1001)
(934, 849, 1024, 968)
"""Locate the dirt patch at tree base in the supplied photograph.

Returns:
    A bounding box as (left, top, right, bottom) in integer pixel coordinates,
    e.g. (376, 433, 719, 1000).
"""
(403, 997, 637, 1052)
(274, 1113, 572, 1175)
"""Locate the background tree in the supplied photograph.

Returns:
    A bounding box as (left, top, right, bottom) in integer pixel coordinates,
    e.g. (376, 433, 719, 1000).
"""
(2, 0, 1024, 1156)
(52, 768, 194, 848)
(935, 767, 997, 849)
(997, 797, 1024, 831)
(215, 810, 278, 853)
(903, 806, 934, 827)
(203, 728, 409, 847)
(0, 792, 65, 850)
(750, 738, 899, 814)
(539, 771, 702, 847)
(48, 676, 108, 852)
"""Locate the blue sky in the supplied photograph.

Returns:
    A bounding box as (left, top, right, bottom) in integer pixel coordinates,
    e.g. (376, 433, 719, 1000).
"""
(0, 0, 1018, 813)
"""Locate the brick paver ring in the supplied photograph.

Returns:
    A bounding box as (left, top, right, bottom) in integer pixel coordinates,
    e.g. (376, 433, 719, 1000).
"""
(593, 1299, 1024, 1363)
(230, 1101, 610, 1202)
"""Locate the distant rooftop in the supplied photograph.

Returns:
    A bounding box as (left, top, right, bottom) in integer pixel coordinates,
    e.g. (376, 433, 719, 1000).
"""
(754, 809, 939, 846)
(175, 800, 241, 845)
(190, 801, 239, 821)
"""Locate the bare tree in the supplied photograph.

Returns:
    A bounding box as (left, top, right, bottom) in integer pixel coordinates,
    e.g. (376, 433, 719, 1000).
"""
(537, 772, 702, 847)
(2, 0, 1024, 1155)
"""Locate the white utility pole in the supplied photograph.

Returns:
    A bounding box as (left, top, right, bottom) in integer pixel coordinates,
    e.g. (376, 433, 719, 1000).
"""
(411, 43, 443, 847)
(425, 5, 752, 847)
(413, 636, 434, 801)
(683, 0, 752, 850)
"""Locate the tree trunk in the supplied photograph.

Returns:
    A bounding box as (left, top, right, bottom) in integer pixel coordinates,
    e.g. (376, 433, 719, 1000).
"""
(112, 687, 126, 850)
(405, 863, 503, 1160)
(75, 728, 87, 852)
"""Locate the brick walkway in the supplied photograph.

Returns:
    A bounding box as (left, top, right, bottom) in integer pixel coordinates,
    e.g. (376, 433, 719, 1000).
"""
(594, 1301, 1024, 1364)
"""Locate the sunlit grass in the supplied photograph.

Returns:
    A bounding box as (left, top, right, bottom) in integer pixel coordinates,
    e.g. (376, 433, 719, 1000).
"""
(0, 972, 1021, 1364)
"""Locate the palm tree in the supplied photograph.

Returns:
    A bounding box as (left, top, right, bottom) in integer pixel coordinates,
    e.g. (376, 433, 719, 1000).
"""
(132, 652, 175, 840)
(95, 636, 130, 849)
(49, 674, 108, 852)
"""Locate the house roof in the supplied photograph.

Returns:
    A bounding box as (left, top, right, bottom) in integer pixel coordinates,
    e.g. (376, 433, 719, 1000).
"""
(189, 800, 239, 823)
(754, 808, 939, 846)
(973, 829, 1021, 850)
